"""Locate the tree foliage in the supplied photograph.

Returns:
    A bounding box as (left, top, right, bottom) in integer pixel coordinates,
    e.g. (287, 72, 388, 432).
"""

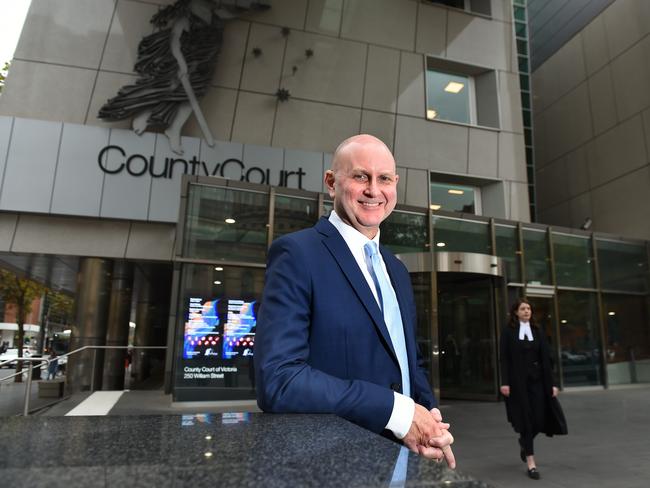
(0, 268, 45, 381)
(0, 61, 9, 94)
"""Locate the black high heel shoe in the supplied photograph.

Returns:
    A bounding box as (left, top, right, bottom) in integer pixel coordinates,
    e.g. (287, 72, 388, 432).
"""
(527, 467, 540, 480)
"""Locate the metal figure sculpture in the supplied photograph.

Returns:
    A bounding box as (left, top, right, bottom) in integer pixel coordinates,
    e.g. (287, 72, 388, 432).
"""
(98, 0, 268, 154)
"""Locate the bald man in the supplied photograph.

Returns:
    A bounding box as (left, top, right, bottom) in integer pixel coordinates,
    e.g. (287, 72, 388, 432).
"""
(255, 135, 455, 465)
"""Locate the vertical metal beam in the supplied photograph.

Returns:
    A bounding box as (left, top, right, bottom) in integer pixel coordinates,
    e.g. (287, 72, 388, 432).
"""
(547, 227, 564, 389)
(428, 207, 440, 400)
(592, 234, 609, 388)
(267, 187, 276, 249)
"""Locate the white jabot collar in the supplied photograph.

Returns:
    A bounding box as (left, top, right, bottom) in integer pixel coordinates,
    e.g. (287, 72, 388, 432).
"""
(518, 321, 533, 341)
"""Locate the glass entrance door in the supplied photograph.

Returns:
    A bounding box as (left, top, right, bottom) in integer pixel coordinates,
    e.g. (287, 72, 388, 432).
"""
(437, 272, 499, 400)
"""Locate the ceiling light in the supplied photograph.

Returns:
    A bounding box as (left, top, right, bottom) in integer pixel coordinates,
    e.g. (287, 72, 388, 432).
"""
(448, 189, 464, 195)
(444, 81, 464, 93)
(436, 242, 446, 247)
(561, 319, 567, 324)
(225, 218, 236, 224)
(608, 311, 616, 316)
(213, 280, 221, 285)
(214, 267, 223, 271)
(430, 204, 441, 210)
(426, 109, 438, 119)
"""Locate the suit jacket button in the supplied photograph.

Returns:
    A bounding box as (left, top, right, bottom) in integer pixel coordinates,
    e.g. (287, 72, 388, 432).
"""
(390, 383, 402, 393)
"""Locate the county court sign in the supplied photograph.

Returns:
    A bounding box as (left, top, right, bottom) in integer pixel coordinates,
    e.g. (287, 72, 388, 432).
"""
(0, 117, 325, 224)
(97, 145, 306, 188)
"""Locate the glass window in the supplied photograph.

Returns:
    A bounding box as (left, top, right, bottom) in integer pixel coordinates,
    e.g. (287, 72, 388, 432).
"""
(553, 233, 595, 288)
(432, 216, 491, 254)
(495, 224, 521, 283)
(273, 194, 319, 240)
(597, 240, 649, 293)
(603, 294, 650, 385)
(557, 291, 602, 387)
(516, 39, 528, 55)
(522, 228, 551, 284)
(430, 182, 478, 214)
(520, 74, 529, 92)
(184, 185, 269, 263)
(426, 69, 472, 125)
(515, 21, 527, 38)
(382, 210, 429, 254)
(175, 263, 265, 400)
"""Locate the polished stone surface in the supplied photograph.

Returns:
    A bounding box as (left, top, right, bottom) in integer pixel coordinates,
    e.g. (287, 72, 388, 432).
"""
(0, 413, 490, 487)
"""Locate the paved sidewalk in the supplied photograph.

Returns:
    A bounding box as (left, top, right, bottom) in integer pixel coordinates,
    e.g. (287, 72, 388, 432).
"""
(442, 385, 650, 488)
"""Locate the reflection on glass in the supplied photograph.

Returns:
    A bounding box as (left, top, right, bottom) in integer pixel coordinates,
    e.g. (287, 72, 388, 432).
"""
(184, 185, 269, 263)
(273, 194, 319, 240)
(181, 413, 213, 426)
(603, 294, 650, 385)
(553, 233, 595, 288)
(430, 182, 476, 214)
(411, 272, 433, 382)
(495, 225, 521, 283)
(596, 240, 649, 293)
(557, 291, 602, 387)
(222, 412, 251, 424)
(426, 69, 470, 124)
(523, 228, 551, 284)
(438, 274, 496, 397)
(526, 297, 560, 382)
(382, 210, 429, 254)
(432, 216, 491, 254)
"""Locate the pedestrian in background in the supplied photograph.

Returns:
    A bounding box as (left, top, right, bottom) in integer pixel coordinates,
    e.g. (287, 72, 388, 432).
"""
(499, 298, 567, 480)
(47, 350, 58, 380)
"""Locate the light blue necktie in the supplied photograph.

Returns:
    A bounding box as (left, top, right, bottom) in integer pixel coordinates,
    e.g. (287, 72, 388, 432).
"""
(364, 241, 410, 398)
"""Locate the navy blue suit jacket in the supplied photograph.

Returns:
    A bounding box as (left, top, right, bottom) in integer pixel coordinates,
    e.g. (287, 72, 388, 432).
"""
(255, 217, 436, 434)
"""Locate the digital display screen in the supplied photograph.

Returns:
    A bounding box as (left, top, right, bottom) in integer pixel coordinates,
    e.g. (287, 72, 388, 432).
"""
(183, 296, 256, 360)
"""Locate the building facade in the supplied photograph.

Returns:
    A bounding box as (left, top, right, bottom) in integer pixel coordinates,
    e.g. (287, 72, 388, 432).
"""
(1, 0, 647, 401)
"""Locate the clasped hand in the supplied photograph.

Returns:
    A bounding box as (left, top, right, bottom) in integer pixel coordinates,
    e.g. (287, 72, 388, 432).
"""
(402, 404, 455, 468)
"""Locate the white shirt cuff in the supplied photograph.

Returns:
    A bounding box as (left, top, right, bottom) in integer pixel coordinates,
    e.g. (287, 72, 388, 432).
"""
(385, 392, 415, 439)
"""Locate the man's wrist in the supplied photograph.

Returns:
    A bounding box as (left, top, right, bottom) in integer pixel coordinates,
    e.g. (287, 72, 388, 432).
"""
(385, 392, 415, 439)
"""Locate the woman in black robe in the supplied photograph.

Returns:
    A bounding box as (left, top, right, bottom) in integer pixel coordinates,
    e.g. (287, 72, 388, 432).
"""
(500, 298, 567, 480)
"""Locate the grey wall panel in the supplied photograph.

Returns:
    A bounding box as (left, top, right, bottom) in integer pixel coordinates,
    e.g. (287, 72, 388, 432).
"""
(0, 118, 61, 213)
(199, 140, 244, 181)
(0, 117, 12, 192)
(405, 168, 429, 207)
(482, 181, 506, 219)
(51, 123, 108, 217)
(0, 213, 18, 252)
(100, 128, 155, 220)
(125, 222, 176, 261)
(148, 135, 200, 223)
(10, 214, 131, 258)
(283, 148, 323, 193)
(242, 144, 284, 187)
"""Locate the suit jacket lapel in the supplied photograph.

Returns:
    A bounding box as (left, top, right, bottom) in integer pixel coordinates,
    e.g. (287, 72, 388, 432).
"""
(315, 218, 398, 361)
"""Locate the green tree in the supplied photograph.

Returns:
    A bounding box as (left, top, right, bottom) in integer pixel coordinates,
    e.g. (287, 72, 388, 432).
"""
(0, 61, 9, 94)
(0, 268, 45, 382)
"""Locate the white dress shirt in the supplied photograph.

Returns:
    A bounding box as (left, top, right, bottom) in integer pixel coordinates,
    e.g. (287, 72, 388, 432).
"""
(518, 321, 534, 341)
(328, 210, 414, 439)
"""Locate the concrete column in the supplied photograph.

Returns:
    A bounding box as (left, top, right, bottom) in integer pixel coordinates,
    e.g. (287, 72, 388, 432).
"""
(102, 260, 134, 390)
(66, 258, 112, 393)
(133, 273, 153, 383)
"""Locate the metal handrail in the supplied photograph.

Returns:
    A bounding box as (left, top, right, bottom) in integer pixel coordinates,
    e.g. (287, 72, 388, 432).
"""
(0, 345, 167, 416)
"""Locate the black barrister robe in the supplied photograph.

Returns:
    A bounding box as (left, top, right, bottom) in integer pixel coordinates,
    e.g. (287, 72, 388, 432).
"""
(499, 326, 568, 437)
